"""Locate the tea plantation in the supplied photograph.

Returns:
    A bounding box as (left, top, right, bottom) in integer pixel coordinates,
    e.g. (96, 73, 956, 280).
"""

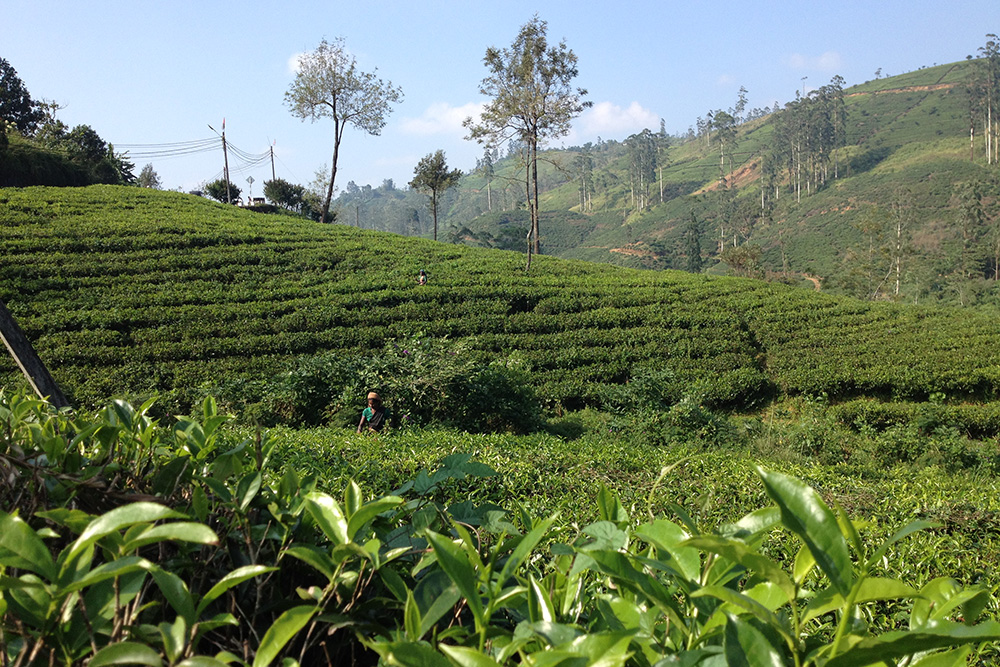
(4, 185, 1000, 665)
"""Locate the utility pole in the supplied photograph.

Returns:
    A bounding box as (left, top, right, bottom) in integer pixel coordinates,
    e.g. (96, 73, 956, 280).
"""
(270, 143, 276, 181)
(0, 300, 70, 408)
(222, 120, 231, 204)
(208, 121, 231, 203)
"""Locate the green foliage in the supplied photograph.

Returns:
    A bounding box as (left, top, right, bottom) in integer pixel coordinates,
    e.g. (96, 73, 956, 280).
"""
(410, 150, 462, 241)
(285, 36, 403, 223)
(263, 176, 308, 213)
(203, 178, 241, 204)
(219, 334, 539, 433)
(4, 390, 999, 666)
(0, 57, 43, 134)
(7, 184, 1000, 422)
(136, 163, 161, 189)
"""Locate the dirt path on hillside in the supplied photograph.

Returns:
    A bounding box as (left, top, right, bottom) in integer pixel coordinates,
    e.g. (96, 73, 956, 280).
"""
(845, 82, 958, 98)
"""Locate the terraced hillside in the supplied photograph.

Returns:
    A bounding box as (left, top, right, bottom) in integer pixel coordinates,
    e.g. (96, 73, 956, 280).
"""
(2, 185, 1000, 413)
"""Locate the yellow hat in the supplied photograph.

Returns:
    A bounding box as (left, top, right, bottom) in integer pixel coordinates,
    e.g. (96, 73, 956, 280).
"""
(367, 392, 380, 400)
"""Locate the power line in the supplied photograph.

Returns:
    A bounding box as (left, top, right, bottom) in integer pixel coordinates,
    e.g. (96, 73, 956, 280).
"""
(118, 129, 277, 186)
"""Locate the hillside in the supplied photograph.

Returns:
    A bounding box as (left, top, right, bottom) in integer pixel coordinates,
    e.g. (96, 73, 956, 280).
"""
(3, 185, 1000, 418)
(335, 60, 999, 305)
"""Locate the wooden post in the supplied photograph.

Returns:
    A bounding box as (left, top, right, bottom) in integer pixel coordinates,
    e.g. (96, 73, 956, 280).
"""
(0, 299, 70, 408)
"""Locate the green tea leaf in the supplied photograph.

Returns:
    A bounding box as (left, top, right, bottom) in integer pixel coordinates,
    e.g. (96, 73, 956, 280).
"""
(424, 530, 484, 624)
(253, 605, 317, 667)
(123, 522, 218, 553)
(304, 492, 349, 546)
(89, 641, 163, 666)
(346, 496, 404, 542)
(0, 512, 57, 581)
(66, 502, 186, 564)
(804, 577, 916, 624)
(723, 613, 785, 667)
(150, 567, 196, 625)
(439, 644, 501, 667)
(405, 589, 422, 641)
(825, 620, 1000, 667)
(758, 468, 853, 596)
(282, 544, 336, 581)
(685, 534, 794, 601)
(197, 565, 276, 617)
(635, 518, 701, 583)
(159, 616, 187, 663)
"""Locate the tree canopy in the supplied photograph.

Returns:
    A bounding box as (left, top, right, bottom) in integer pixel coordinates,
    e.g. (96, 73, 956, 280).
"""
(464, 14, 590, 267)
(285, 37, 403, 224)
(410, 150, 462, 242)
(0, 57, 43, 135)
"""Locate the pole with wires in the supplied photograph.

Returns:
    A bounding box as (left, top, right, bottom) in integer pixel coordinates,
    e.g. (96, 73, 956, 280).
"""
(222, 119, 231, 204)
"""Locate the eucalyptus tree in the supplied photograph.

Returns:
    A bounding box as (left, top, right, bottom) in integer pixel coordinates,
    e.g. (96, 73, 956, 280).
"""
(970, 35, 1000, 164)
(625, 129, 657, 210)
(410, 150, 462, 242)
(573, 150, 594, 212)
(464, 14, 590, 267)
(285, 37, 403, 224)
(475, 146, 496, 212)
(710, 110, 737, 183)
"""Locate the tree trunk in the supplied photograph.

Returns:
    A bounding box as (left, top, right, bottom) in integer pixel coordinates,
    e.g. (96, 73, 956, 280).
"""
(432, 190, 438, 242)
(321, 124, 344, 224)
(530, 136, 540, 255)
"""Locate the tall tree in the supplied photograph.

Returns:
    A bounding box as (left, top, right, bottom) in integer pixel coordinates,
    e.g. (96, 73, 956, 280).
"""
(683, 213, 704, 273)
(625, 129, 657, 211)
(465, 14, 590, 267)
(285, 37, 402, 224)
(410, 150, 462, 242)
(0, 58, 43, 135)
(573, 150, 594, 212)
(971, 35, 1000, 164)
(475, 147, 496, 212)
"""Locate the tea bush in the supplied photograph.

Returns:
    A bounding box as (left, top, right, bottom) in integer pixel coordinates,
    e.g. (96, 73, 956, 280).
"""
(3, 391, 1000, 666)
(212, 334, 540, 433)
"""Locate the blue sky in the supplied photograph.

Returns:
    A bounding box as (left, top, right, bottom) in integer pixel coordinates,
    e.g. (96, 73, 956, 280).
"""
(5, 1, 996, 195)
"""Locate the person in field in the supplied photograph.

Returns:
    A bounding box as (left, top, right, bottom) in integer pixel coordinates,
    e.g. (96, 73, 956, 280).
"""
(357, 391, 389, 433)
(418, 269, 428, 285)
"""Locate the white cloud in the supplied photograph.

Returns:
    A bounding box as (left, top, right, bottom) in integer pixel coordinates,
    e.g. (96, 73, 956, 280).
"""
(399, 102, 485, 137)
(786, 50, 844, 72)
(287, 52, 304, 74)
(571, 101, 660, 141)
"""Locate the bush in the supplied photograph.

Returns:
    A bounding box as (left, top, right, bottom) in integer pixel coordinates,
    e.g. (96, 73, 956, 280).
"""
(217, 334, 540, 433)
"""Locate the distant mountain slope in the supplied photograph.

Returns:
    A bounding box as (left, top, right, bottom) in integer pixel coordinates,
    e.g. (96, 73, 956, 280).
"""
(371, 60, 996, 305)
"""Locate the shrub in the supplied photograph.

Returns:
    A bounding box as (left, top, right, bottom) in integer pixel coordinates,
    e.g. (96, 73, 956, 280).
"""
(218, 334, 540, 433)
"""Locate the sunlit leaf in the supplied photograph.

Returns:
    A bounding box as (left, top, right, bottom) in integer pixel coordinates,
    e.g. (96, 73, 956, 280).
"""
(0, 512, 57, 581)
(424, 530, 484, 624)
(304, 492, 349, 546)
(253, 605, 317, 667)
(89, 641, 163, 666)
(758, 468, 853, 596)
